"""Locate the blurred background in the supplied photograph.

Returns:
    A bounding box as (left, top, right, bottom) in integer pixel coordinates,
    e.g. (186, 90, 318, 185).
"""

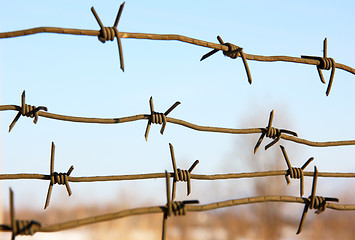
(0, 0, 355, 239)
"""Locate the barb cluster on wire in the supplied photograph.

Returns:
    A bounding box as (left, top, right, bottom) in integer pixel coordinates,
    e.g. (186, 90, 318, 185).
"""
(2, 91, 355, 150)
(1, 165, 355, 239)
(1, 2, 355, 95)
(1, 2, 355, 239)
(1, 142, 355, 238)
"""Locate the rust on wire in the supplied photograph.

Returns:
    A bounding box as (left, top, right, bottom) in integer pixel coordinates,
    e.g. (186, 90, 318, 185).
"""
(296, 166, 339, 234)
(301, 38, 336, 96)
(280, 145, 314, 197)
(254, 110, 298, 153)
(168, 143, 199, 200)
(44, 142, 74, 209)
(200, 35, 252, 84)
(2, 94, 355, 149)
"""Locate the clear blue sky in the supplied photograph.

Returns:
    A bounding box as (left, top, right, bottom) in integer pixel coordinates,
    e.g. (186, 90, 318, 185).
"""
(0, 0, 355, 211)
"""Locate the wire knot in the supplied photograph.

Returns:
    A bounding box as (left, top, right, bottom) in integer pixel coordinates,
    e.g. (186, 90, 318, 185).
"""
(98, 26, 119, 43)
(318, 57, 334, 70)
(171, 201, 187, 216)
(144, 97, 180, 141)
(50, 172, 70, 185)
(222, 42, 243, 59)
(200, 35, 252, 84)
(254, 110, 297, 153)
(91, 3, 125, 71)
(150, 111, 166, 125)
(14, 220, 41, 236)
(175, 168, 190, 182)
(301, 38, 336, 96)
(287, 167, 303, 179)
(9, 90, 48, 132)
(308, 196, 327, 213)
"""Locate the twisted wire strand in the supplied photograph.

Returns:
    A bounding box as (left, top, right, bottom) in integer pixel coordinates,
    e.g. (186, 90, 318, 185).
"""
(0, 15, 354, 78)
(1, 170, 354, 183)
(1, 195, 353, 235)
(2, 99, 355, 148)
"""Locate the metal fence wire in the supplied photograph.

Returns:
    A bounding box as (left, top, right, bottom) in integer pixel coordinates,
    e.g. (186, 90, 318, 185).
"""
(0, 2, 355, 240)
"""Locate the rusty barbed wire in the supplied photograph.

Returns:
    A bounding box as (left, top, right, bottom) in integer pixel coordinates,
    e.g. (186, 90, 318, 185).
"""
(296, 166, 339, 234)
(145, 97, 180, 141)
(280, 145, 314, 197)
(301, 38, 336, 96)
(8, 91, 48, 132)
(1, 143, 354, 210)
(44, 142, 74, 209)
(1, 172, 354, 239)
(2, 92, 355, 150)
(90, 3, 125, 71)
(254, 110, 298, 153)
(200, 35, 252, 84)
(0, 3, 354, 94)
(168, 143, 199, 200)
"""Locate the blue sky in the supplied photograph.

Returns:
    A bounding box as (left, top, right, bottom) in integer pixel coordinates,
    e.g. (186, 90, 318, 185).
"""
(0, 0, 355, 212)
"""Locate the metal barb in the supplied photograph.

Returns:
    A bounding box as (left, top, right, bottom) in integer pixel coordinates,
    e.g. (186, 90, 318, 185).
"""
(144, 97, 180, 141)
(280, 145, 314, 197)
(301, 38, 336, 96)
(8, 189, 41, 239)
(296, 166, 339, 234)
(9, 90, 47, 132)
(169, 143, 199, 200)
(91, 2, 125, 71)
(200, 35, 252, 84)
(162, 171, 199, 240)
(254, 110, 297, 153)
(44, 142, 74, 209)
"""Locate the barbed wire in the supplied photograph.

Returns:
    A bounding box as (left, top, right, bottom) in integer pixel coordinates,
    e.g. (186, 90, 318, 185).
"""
(1, 142, 354, 209)
(0, 3, 354, 95)
(1, 2, 354, 239)
(2, 91, 355, 151)
(1, 171, 354, 239)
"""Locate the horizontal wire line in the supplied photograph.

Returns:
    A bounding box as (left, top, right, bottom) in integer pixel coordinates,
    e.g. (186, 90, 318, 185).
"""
(0, 28, 354, 75)
(1, 104, 355, 148)
(1, 171, 355, 182)
(0, 196, 353, 233)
